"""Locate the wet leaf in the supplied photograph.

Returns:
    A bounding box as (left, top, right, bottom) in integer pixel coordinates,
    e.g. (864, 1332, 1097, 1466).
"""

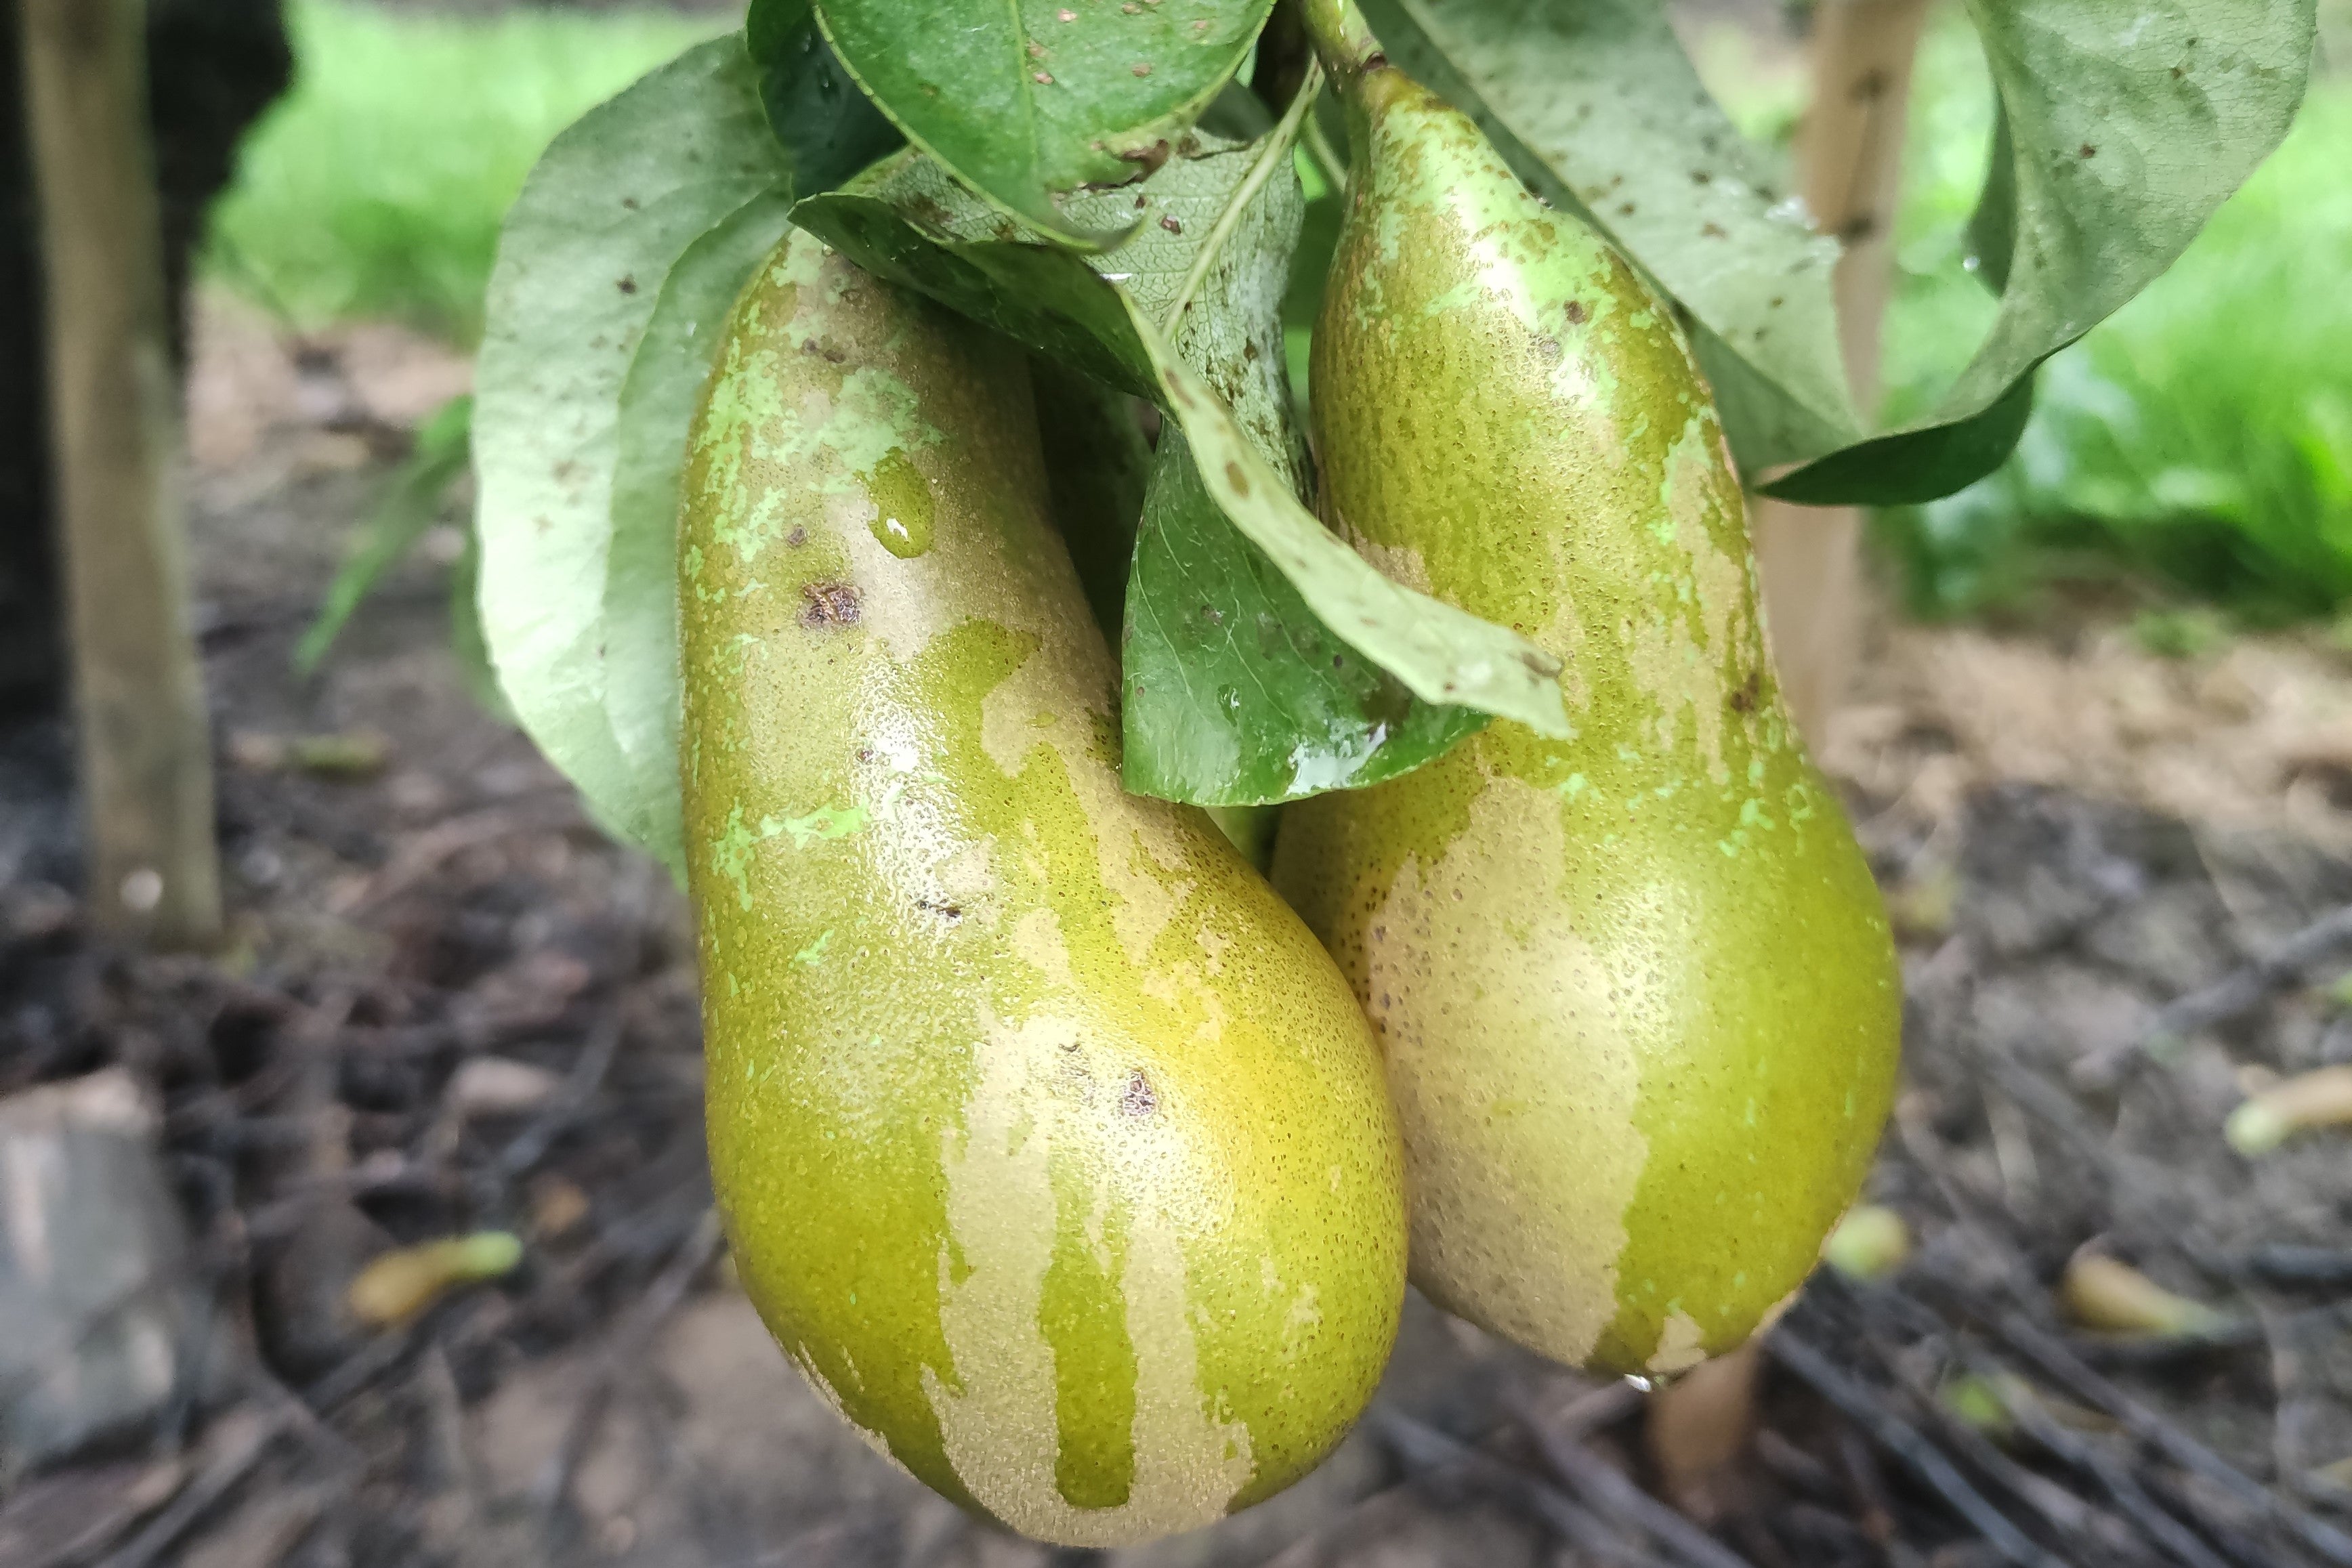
(1125, 429, 1487, 802)
(812, 0, 1273, 247)
(746, 0, 903, 190)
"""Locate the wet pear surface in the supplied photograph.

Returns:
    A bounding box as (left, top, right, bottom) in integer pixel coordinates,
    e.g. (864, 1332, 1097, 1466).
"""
(1273, 72, 1900, 1375)
(678, 234, 1406, 1545)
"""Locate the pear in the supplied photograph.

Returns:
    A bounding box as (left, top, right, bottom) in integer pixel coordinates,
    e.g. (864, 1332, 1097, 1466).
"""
(1272, 68, 1901, 1376)
(677, 232, 1406, 1544)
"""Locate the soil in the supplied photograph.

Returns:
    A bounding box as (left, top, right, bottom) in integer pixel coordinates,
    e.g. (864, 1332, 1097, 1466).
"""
(10, 295, 2352, 1567)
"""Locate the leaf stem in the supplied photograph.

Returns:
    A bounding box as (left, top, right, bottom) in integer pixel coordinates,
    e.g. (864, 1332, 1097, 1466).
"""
(1300, 0, 1381, 85)
(1160, 60, 1324, 338)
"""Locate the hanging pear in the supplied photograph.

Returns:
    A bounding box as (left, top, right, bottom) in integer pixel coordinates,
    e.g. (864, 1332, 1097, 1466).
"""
(679, 232, 1407, 1544)
(1272, 65, 1901, 1376)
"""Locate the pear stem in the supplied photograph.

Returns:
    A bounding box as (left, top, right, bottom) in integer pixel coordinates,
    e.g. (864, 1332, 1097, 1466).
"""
(1300, 0, 1382, 87)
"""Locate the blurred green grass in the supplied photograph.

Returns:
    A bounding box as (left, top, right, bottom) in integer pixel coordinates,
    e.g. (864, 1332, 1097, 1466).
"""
(202, 0, 719, 344)
(1872, 20, 2352, 624)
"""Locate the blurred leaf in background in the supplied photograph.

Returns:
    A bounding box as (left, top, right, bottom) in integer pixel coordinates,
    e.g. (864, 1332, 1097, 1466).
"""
(1874, 20, 2352, 623)
(202, 0, 720, 343)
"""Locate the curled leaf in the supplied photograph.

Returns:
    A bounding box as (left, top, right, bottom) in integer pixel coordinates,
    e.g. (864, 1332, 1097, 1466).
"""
(1822, 1204, 1910, 1281)
(348, 1232, 524, 1328)
(2227, 1065, 2352, 1156)
(2060, 1250, 2233, 1339)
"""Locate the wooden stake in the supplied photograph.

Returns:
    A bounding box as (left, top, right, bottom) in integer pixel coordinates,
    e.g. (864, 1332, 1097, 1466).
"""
(20, 0, 221, 945)
(1751, 0, 1933, 744)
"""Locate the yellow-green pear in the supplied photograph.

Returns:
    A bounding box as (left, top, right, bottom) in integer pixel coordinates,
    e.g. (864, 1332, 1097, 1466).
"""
(1272, 66, 1900, 1376)
(677, 232, 1406, 1545)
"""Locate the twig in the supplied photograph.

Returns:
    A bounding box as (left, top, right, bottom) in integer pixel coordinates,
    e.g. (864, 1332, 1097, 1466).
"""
(1992, 1311, 2352, 1568)
(2000, 1389, 2235, 1568)
(2246, 1246, 2352, 1289)
(1372, 1408, 1663, 1568)
(348, 794, 579, 912)
(1842, 1277, 2201, 1568)
(1552, 1378, 1647, 1442)
(494, 1004, 625, 1180)
(2153, 904, 2352, 1043)
(532, 1208, 723, 1516)
(300, 1321, 417, 1415)
(1503, 1388, 1754, 1568)
(1766, 1330, 2068, 1568)
(96, 1404, 291, 1568)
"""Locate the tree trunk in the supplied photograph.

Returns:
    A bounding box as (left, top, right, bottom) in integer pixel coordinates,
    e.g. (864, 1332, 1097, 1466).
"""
(0, 0, 289, 719)
(1750, 0, 1933, 744)
(20, 0, 222, 946)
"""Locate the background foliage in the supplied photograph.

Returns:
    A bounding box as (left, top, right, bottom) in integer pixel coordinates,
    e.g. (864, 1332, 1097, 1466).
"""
(1873, 18, 2352, 626)
(203, 0, 720, 341)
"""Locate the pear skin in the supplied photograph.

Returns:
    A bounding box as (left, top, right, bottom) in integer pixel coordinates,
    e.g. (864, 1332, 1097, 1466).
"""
(1272, 70, 1901, 1376)
(678, 233, 1407, 1544)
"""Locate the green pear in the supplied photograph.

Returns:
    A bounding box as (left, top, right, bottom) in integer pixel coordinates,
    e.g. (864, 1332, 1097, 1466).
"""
(1272, 68, 1901, 1376)
(677, 232, 1406, 1544)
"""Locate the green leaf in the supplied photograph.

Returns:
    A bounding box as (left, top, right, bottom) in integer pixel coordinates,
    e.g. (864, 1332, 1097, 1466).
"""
(604, 192, 801, 874)
(1125, 429, 1488, 802)
(794, 142, 1569, 755)
(1765, 0, 2316, 504)
(446, 516, 511, 722)
(811, 0, 1275, 247)
(474, 37, 791, 868)
(1357, 0, 1860, 471)
(747, 0, 904, 190)
(296, 394, 474, 676)
(1031, 357, 1152, 641)
(1103, 94, 1490, 804)
(1965, 102, 2017, 295)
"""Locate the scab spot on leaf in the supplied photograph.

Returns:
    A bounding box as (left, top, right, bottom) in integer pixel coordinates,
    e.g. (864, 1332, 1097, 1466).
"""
(2078, 143, 2097, 159)
(1564, 300, 1588, 326)
(617, 275, 638, 295)
(1132, 62, 1152, 77)
(1119, 140, 1171, 175)
(799, 582, 862, 629)
(1034, 70, 1054, 85)
(1159, 214, 1182, 234)
(786, 526, 808, 549)
(1224, 461, 1251, 498)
